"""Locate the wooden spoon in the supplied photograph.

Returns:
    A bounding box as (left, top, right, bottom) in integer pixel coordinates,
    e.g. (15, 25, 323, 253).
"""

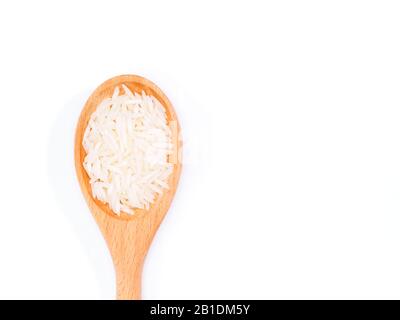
(74, 75, 182, 299)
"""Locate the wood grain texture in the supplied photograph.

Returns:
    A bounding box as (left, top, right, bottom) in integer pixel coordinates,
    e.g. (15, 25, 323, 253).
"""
(74, 75, 182, 300)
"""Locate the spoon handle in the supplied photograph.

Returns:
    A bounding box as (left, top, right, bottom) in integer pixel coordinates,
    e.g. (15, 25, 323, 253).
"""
(100, 218, 150, 300)
(115, 256, 144, 299)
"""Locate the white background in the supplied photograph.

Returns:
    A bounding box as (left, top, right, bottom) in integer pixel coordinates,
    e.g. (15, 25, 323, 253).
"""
(0, 0, 400, 299)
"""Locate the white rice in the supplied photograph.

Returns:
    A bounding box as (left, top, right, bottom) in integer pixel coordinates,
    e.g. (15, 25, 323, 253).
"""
(82, 84, 173, 215)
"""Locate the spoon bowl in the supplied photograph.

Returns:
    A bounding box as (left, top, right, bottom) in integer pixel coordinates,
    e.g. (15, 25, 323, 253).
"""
(74, 75, 182, 299)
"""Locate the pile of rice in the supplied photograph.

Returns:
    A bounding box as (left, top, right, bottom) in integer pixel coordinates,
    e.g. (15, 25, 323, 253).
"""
(82, 84, 173, 215)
